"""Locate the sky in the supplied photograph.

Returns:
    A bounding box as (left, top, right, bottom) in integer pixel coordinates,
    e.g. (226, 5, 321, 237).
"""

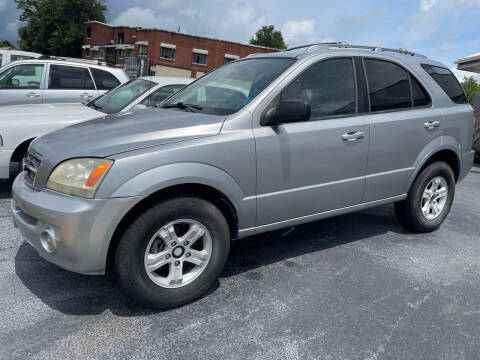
(1, 0, 480, 80)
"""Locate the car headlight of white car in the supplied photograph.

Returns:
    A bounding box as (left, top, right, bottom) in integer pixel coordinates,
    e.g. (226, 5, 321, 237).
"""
(46, 158, 113, 198)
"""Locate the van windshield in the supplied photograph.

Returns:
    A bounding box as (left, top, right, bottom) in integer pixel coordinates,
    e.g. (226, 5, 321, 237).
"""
(162, 58, 296, 115)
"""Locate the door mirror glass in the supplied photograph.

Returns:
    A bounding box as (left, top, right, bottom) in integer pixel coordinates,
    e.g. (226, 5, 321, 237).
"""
(261, 100, 311, 126)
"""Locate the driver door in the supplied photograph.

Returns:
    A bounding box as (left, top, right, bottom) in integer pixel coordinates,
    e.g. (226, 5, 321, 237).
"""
(253, 57, 370, 226)
(0, 63, 45, 106)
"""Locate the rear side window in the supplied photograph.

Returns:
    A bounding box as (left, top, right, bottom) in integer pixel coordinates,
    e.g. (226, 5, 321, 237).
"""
(421, 64, 467, 104)
(411, 76, 431, 107)
(364, 59, 411, 112)
(281, 58, 356, 119)
(90, 68, 120, 90)
(48, 65, 94, 90)
(11, 55, 35, 62)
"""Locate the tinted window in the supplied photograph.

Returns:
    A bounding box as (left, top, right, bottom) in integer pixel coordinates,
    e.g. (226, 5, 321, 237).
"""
(0, 54, 2, 64)
(48, 65, 94, 90)
(141, 84, 185, 107)
(364, 59, 411, 112)
(281, 58, 356, 119)
(163, 58, 295, 115)
(421, 64, 468, 104)
(0, 64, 44, 89)
(90, 68, 120, 90)
(411, 76, 431, 107)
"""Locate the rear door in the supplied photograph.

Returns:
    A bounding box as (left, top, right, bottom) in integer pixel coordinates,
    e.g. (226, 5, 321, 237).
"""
(44, 64, 98, 103)
(361, 57, 443, 202)
(0, 63, 46, 105)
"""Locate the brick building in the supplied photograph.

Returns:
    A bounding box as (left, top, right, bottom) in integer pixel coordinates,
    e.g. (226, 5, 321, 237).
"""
(82, 21, 277, 78)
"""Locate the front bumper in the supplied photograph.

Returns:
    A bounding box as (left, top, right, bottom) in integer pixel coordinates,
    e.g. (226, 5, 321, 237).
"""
(11, 173, 145, 275)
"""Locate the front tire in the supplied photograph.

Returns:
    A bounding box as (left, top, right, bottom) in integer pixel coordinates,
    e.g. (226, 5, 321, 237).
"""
(114, 196, 230, 309)
(394, 161, 455, 232)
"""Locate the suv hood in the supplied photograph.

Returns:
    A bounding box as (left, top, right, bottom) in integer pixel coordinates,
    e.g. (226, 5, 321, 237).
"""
(31, 108, 225, 168)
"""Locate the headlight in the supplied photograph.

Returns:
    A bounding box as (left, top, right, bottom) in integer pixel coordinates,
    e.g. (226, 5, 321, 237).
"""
(46, 158, 113, 198)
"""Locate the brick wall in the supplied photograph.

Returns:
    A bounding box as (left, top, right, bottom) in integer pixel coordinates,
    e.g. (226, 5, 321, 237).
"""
(82, 21, 278, 77)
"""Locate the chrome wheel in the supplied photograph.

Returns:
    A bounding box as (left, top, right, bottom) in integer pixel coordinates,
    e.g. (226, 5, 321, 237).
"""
(144, 219, 212, 289)
(421, 176, 448, 220)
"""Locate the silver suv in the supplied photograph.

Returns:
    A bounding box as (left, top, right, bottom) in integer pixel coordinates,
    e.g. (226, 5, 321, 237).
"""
(11, 43, 476, 308)
(0, 57, 129, 106)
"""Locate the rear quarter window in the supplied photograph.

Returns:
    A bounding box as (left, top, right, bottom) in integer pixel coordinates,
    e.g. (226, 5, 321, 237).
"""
(421, 64, 468, 104)
(90, 68, 120, 90)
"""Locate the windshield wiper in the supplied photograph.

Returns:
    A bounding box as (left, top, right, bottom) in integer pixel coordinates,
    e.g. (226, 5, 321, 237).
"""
(163, 102, 202, 112)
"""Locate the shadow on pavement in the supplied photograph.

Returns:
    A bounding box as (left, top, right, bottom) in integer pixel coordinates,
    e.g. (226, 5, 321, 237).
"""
(0, 180, 13, 199)
(15, 203, 409, 316)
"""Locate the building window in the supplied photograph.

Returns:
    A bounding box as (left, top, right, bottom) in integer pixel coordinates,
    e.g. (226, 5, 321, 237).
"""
(125, 49, 133, 57)
(161, 46, 175, 60)
(118, 32, 124, 44)
(85, 48, 90, 57)
(86, 27, 91, 39)
(93, 48, 105, 59)
(192, 50, 208, 66)
(138, 45, 148, 57)
(224, 54, 239, 64)
(118, 49, 125, 59)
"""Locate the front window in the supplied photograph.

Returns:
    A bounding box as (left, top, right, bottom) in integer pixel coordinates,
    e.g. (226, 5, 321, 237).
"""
(163, 58, 295, 115)
(0, 64, 44, 89)
(141, 84, 186, 107)
(88, 78, 154, 114)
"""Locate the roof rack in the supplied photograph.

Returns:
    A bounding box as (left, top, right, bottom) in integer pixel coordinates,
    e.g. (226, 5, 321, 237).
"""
(37, 55, 114, 67)
(287, 42, 427, 58)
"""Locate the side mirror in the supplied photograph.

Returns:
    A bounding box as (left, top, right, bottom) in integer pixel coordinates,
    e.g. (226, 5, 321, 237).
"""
(260, 100, 311, 126)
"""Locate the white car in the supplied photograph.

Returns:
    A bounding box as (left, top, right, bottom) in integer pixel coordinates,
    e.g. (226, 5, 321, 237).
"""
(0, 49, 42, 67)
(0, 76, 193, 179)
(0, 57, 130, 106)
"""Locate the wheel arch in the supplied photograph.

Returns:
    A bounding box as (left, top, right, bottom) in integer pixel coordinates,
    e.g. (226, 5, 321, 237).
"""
(409, 136, 461, 189)
(105, 182, 239, 274)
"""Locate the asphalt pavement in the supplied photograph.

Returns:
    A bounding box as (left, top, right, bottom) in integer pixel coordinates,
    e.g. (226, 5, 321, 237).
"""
(0, 165, 479, 359)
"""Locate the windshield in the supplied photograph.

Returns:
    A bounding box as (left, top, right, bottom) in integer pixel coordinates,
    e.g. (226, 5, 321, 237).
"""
(162, 58, 295, 115)
(89, 78, 154, 114)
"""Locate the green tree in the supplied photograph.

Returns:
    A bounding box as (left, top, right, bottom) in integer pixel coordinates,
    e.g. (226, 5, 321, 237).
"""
(15, 0, 107, 57)
(461, 75, 480, 105)
(250, 25, 287, 50)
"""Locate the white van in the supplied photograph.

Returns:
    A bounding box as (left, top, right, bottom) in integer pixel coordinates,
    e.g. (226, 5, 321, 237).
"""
(0, 49, 42, 68)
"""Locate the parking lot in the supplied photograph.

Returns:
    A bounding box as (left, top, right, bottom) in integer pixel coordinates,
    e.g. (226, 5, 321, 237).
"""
(0, 165, 478, 359)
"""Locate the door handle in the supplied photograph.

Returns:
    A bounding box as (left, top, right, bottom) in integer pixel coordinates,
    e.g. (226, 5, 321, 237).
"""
(26, 93, 40, 98)
(342, 131, 366, 142)
(80, 93, 93, 98)
(424, 120, 440, 129)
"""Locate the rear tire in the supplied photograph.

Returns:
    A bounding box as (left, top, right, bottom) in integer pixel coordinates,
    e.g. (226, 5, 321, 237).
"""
(394, 161, 455, 233)
(114, 196, 230, 309)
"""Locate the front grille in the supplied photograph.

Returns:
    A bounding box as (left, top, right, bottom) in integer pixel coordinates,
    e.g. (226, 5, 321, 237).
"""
(24, 150, 42, 188)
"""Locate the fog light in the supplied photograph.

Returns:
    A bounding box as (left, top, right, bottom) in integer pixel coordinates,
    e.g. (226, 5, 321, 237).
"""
(40, 227, 57, 253)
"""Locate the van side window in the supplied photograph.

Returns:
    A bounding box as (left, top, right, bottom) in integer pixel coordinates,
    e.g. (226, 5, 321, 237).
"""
(421, 64, 468, 104)
(364, 59, 411, 112)
(281, 58, 356, 119)
(0, 64, 44, 89)
(48, 65, 95, 90)
(90, 68, 120, 90)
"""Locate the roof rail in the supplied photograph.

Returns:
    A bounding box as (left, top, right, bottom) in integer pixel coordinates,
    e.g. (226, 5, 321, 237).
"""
(288, 42, 427, 58)
(37, 55, 114, 67)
